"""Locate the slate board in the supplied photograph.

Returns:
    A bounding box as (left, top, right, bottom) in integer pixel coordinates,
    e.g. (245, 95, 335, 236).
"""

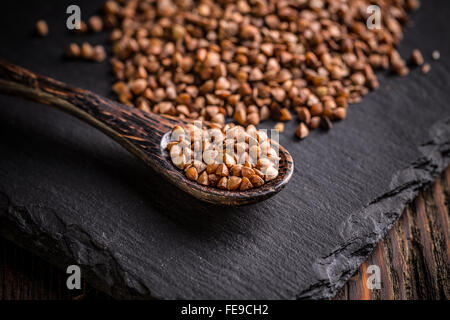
(0, 0, 449, 299)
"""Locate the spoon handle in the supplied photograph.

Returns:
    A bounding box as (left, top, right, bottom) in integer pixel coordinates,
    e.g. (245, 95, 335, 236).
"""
(0, 60, 295, 205)
(0, 59, 182, 168)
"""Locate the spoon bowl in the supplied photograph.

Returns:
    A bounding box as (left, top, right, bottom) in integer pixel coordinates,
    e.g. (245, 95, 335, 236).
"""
(0, 60, 294, 206)
(160, 131, 294, 205)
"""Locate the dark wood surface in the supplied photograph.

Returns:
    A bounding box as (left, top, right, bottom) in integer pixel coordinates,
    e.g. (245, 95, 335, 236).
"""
(1, 166, 448, 300)
(334, 166, 450, 300)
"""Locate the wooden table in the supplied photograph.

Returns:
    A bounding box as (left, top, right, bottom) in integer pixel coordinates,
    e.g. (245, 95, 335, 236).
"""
(1, 167, 449, 300)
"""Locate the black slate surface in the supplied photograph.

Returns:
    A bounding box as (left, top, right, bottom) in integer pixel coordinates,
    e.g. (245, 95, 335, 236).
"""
(0, 0, 449, 299)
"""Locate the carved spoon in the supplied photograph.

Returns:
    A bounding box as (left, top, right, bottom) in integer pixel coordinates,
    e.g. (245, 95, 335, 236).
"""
(0, 60, 294, 205)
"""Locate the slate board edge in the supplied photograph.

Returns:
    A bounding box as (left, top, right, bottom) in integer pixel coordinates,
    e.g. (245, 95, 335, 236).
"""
(1, 117, 449, 300)
(0, 197, 148, 299)
(297, 117, 450, 299)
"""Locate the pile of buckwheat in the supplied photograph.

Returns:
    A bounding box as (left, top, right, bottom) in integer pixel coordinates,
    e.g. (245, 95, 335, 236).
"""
(100, 0, 421, 139)
(34, 0, 425, 139)
(167, 123, 279, 190)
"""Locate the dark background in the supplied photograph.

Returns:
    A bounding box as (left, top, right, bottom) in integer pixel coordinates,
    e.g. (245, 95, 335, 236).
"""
(0, 0, 449, 299)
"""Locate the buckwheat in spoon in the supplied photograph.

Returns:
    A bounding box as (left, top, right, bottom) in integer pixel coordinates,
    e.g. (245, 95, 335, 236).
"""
(0, 61, 294, 205)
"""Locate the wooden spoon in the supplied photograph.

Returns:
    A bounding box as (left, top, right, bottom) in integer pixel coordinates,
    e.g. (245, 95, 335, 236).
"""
(0, 60, 294, 205)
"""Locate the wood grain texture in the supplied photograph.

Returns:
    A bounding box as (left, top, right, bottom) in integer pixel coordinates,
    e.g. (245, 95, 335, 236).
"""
(334, 167, 450, 300)
(0, 236, 109, 300)
(0, 61, 294, 206)
(1, 166, 448, 300)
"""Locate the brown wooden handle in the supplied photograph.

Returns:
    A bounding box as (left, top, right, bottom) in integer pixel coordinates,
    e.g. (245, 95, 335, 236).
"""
(0, 60, 183, 171)
(0, 60, 295, 205)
